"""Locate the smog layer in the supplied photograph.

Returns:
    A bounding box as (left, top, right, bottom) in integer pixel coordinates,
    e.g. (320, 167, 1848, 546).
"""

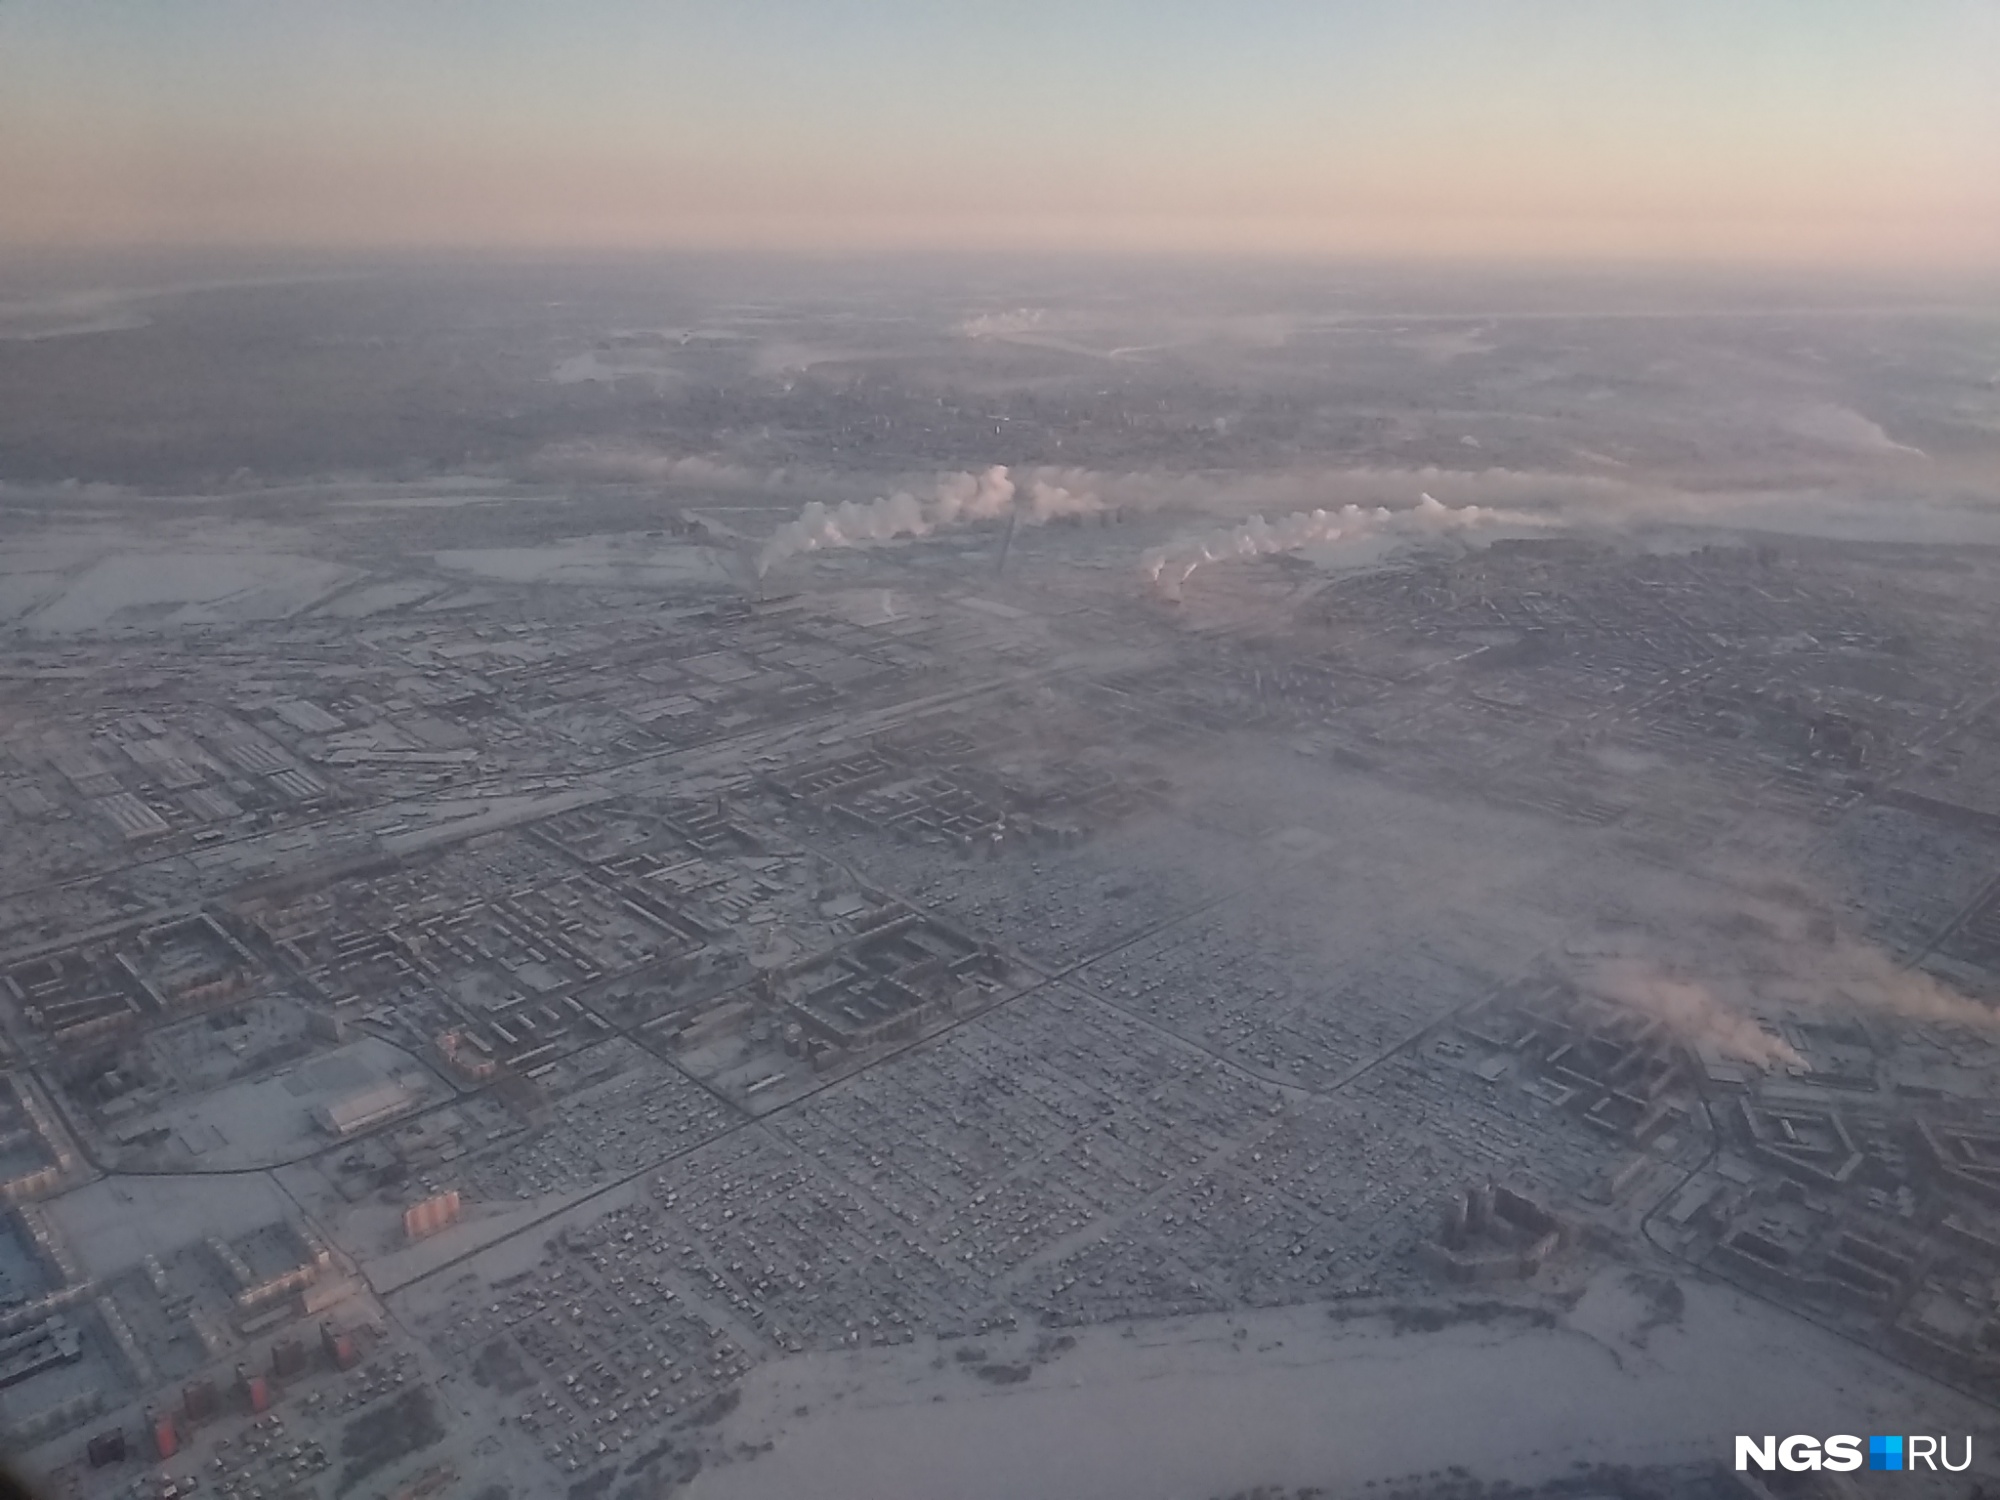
(2, 258, 2000, 1500)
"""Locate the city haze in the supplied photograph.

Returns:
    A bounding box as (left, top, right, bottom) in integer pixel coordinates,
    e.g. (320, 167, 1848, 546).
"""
(4, 7, 2000, 1500)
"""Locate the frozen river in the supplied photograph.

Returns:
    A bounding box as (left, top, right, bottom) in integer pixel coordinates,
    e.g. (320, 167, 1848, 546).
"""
(686, 1269, 1998, 1500)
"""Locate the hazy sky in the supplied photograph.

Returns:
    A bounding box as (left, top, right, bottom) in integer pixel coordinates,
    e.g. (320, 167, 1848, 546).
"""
(4, 0, 1997, 265)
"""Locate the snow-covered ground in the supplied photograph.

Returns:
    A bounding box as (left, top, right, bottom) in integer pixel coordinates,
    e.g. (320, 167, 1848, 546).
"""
(434, 534, 738, 588)
(686, 1270, 1998, 1500)
(25, 551, 354, 634)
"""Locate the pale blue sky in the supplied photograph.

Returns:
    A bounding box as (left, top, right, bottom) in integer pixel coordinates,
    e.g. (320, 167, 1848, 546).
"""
(4, 0, 1996, 262)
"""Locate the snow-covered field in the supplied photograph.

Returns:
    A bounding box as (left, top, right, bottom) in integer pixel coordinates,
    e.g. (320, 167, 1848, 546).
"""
(25, 551, 354, 634)
(434, 534, 738, 589)
(686, 1271, 1998, 1500)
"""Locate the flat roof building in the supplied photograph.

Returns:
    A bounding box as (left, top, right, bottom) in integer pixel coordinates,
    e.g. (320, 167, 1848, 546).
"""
(313, 1081, 416, 1138)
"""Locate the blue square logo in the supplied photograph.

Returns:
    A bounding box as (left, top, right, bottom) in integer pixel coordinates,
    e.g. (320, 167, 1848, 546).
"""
(1869, 1435, 1904, 1471)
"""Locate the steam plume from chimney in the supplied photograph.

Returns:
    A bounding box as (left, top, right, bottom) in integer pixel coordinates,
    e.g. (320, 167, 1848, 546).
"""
(756, 464, 1101, 575)
(1140, 493, 1554, 594)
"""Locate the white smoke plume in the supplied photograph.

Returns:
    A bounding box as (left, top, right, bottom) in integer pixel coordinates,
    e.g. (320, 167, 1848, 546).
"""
(928, 465, 1017, 526)
(1024, 479, 1101, 521)
(515, 448, 2000, 554)
(1769, 928, 2000, 1033)
(979, 461, 2000, 548)
(1569, 883, 2000, 1073)
(1585, 960, 1808, 1072)
(756, 465, 1102, 574)
(1140, 492, 1556, 593)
